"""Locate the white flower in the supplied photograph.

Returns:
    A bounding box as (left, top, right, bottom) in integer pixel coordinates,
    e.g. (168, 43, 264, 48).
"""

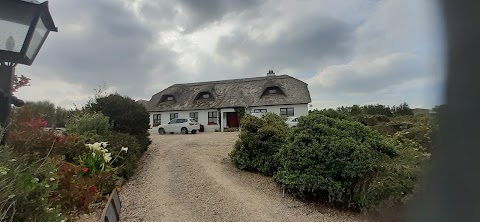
(45, 184, 50, 188)
(50, 177, 55, 181)
(100, 141, 109, 148)
(103, 152, 112, 162)
(121, 147, 129, 153)
(46, 207, 54, 211)
(31, 178, 40, 183)
(0, 166, 8, 175)
(92, 152, 96, 157)
(61, 219, 66, 222)
(9, 159, 16, 162)
(85, 143, 93, 150)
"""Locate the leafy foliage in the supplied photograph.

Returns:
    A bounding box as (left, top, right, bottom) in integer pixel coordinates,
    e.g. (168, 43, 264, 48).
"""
(106, 132, 143, 179)
(0, 147, 64, 222)
(230, 113, 289, 175)
(7, 108, 83, 162)
(65, 111, 112, 139)
(12, 74, 31, 93)
(333, 102, 414, 117)
(274, 113, 398, 209)
(88, 93, 151, 152)
(52, 161, 112, 214)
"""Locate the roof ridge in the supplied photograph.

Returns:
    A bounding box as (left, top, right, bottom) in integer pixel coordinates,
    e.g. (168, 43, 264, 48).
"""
(173, 75, 292, 86)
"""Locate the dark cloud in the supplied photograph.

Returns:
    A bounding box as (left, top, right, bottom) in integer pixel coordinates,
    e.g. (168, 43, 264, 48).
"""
(216, 16, 354, 75)
(178, 0, 261, 31)
(31, 0, 178, 98)
(16, 0, 443, 109)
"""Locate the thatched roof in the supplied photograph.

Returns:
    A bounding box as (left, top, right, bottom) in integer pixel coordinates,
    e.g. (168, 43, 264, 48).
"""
(145, 75, 311, 112)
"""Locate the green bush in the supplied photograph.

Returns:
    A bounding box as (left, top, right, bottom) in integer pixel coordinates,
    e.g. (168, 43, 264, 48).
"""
(0, 147, 64, 222)
(65, 111, 112, 138)
(88, 94, 151, 152)
(230, 113, 289, 175)
(275, 113, 398, 210)
(310, 109, 351, 120)
(106, 132, 143, 179)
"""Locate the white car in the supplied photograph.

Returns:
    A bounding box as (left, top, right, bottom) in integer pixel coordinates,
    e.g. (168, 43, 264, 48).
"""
(285, 117, 299, 127)
(158, 118, 200, 134)
(250, 112, 266, 118)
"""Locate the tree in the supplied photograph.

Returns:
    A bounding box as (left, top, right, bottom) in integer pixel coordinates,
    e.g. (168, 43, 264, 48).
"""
(88, 93, 151, 151)
(393, 102, 414, 116)
(350, 104, 362, 116)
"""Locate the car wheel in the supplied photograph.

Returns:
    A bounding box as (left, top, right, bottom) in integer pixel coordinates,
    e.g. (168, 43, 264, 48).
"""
(191, 130, 197, 134)
(181, 127, 188, 134)
(159, 128, 166, 134)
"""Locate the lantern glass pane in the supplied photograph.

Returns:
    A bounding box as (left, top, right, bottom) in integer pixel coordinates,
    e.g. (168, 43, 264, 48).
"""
(26, 17, 48, 60)
(0, 3, 36, 53)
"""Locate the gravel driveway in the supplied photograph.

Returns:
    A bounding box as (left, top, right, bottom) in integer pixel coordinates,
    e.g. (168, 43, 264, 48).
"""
(119, 132, 368, 222)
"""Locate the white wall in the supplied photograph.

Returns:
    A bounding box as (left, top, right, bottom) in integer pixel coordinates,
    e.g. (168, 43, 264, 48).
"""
(247, 104, 309, 117)
(150, 109, 220, 132)
(150, 104, 309, 133)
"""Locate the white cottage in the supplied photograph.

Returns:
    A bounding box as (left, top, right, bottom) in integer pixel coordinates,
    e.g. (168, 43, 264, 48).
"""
(145, 71, 311, 132)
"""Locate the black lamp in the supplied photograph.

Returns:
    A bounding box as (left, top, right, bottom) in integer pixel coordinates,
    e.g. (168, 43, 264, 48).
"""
(0, 0, 57, 144)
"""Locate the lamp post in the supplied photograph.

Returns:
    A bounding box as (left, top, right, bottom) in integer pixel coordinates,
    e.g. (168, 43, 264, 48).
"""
(0, 0, 57, 144)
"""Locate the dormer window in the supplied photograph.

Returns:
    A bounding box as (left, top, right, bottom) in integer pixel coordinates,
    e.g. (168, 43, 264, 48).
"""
(196, 92, 214, 100)
(262, 86, 284, 96)
(160, 94, 175, 102)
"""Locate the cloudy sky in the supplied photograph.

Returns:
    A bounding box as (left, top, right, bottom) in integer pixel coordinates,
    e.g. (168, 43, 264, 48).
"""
(15, 0, 445, 109)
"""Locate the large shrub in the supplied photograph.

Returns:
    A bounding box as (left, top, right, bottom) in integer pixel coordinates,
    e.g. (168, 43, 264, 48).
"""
(275, 113, 398, 210)
(365, 135, 429, 211)
(230, 113, 288, 175)
(88, 94, 151, 152)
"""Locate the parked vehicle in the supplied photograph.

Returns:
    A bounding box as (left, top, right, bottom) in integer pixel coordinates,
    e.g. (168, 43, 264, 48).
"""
(285, 117, 299, 127)
(157, 118, 200, 134)
(249, 112, 266, 118)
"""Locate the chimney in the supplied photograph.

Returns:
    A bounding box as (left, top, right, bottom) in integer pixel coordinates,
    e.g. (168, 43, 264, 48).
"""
(267, 69, 275, 76)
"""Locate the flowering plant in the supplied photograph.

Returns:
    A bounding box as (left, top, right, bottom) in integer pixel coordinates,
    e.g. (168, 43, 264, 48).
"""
(79, 142, 128, 175)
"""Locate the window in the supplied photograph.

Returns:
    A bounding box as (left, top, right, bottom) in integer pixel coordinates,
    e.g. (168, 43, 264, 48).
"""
(254, 109, 267, 113)
(190, 112, 198, 120)
(152, 114, 161, 126)
(262, 86, 284, 96)
(208, 111, 218, 125)
(160, 95, 175, 102)
(280, 108, 294, 117)
(176, 119, 186, 123)
(196, 92, 214, 100)
(170, 113, 178, 120)
(190, 119, 198, 122)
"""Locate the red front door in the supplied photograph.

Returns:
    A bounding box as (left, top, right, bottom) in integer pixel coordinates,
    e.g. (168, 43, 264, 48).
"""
(227, 112, 239, 128)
